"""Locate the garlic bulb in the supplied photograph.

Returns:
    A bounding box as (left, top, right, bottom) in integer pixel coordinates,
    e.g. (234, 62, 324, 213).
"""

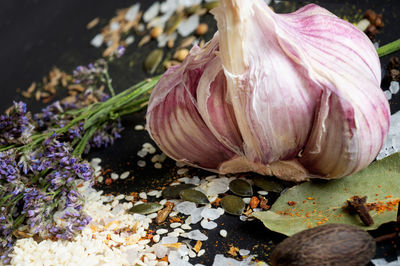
(146, 0, 390, 181)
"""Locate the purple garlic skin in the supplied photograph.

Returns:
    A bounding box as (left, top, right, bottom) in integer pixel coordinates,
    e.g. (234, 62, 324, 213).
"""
(146, 0, 390, 181)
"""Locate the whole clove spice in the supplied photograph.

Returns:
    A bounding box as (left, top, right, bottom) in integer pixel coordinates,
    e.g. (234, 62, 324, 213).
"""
(346, 196, 374, 226)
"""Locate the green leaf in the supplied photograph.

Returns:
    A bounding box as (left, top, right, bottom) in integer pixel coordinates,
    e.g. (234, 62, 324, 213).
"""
(253, 153, 400, 236)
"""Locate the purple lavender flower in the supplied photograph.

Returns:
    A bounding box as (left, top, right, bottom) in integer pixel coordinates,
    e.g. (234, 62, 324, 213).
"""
(0, 101, 34, 145)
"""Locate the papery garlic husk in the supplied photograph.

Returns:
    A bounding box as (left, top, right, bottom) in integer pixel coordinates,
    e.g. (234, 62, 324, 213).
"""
(146, 0, 390, 182)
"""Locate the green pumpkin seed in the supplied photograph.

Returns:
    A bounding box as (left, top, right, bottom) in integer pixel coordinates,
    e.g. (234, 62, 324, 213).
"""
(162, 184, 196, 199)
(144, 49, 163, 74)
(164, 13, 183, 35)
(229, 179, 253, 196)
(179, 189, 209, 204)
(254, 176, 285, 193)
(221, 195, 245, 216)
(128, 203, 163, 215)
(203, 1, 219, 10)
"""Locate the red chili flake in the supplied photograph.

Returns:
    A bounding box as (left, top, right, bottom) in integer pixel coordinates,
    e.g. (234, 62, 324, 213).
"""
(287, 201, 297, 206)
(105, 178, 112, 186)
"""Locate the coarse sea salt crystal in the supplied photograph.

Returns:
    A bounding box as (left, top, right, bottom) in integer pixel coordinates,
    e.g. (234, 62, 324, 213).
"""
(176, 201, 197, 215)
(177, 168, 189, 175)
(110, 21, 120, 31)
(134, 124, 144, 130)
(200, 219, 217, 230)
(181, 224, 191, 230)
(384, 90, 392, 100)
(197, 249, 206, 257)
(243, 198, 251, 204)
(137, 150, 148, 158)
(143, 2, 160, 22)
(147, 190, 160, 197)
(219, 229, 227, 237)
(257, 191, 268, 196)
(190, 207, 204, 224)
(239, 249, 251, 256)
(161, 236, 178, 244)
(156, 229, 168, 235)
(154, 162, 162, 169)
(139, 192, 147, 199)
(176, 161, 186, 167)
(111, 173, 119, 180)
(390, 81, 400, 94)
(120, 171, 130, 180)
(137, 160, 146, 167)
(125, 3, 140, 21)
(90, 34, 104, 47)
(200, 207, 221, 220)
(125, 35, 135, 45)
(170, 222, 182, 228)
(187, 230, 208, 241)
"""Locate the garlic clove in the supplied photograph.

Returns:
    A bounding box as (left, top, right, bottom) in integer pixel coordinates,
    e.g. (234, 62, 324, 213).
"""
(146, 35, 237, 170)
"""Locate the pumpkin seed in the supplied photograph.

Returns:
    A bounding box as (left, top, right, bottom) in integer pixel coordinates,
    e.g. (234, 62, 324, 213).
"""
(221, 195, 245, 216)
(144, 49, 163, 74)
(203, 1, 219, 10)
(179, 189, 209, 204)
(128, 202, 163, 215)
(164, 13, 183, 35)
(162, 184, 196, 199)
(254, 176, 285, 193)
(229, 179, 253, 196)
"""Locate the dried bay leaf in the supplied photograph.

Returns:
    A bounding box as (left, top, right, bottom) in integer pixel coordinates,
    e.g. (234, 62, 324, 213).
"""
(253, 153, 400, 236)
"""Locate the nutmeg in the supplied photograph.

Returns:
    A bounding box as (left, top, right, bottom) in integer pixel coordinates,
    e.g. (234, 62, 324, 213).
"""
(270, 224, 376, 266)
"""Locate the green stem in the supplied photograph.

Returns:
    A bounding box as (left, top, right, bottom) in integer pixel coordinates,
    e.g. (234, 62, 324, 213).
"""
(377, 38, 400, 57)
(104, 62, 115, 97)
(73, 126, 98, 157)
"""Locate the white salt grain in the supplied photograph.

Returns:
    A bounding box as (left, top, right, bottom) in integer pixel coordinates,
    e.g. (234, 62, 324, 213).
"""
(161, 236, 178, 244)
(181, 224, 191, 230)
(187, 230, 208, 241)
(139, 192, 147, 199)
(134, 124, 144, 130)
(137, 160, 146, 167)
(137, 150, 148, 158)
(111, 173, 119, 180)
(90, 34, 104, 47)
(120, 171, 130, 180)
(143, 2, 160, 22)
(219, 229, 227, 237)
(156, 229, 168, 235)
(153, 234, 160, 243)
(390, 81, 400, 94)
(176, 201, 197, 215)
(147, 190, 160, 197)
(177, 168, 189, 175)
(200, 208, 221, 220)
(178, 15, 200, 37)
(170, 222, 182, 228)
(200, 219, 217, 230)
(257, 190, 268, 196)
(110, 21, 120, 31)
(243, 197, 251, 204)
(197, 249, 205, 257)
(125, 35, 135, 45)
(154, 163, 162, 169)
(125, 3, 141, 21)
(239, 249, 251, 256)
(384, 90, 392, 100)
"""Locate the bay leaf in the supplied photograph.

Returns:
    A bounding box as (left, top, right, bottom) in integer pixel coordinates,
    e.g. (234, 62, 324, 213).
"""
(253, 153, 400, 236)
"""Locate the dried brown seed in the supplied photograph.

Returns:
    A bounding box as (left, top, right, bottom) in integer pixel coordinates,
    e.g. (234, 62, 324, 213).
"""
(167, 39, 175, 48)
(87, 17, 100, 29)
(129, 203, 163, 215)
(375, 15, 384, 28)
(150, 26, 163, 39)
(27, 82, 36, 93)
(364, 9, 377, 23)
(196, 23, 208, 35)
(174, 49, 189, 62)
(179, 36, 196, 49)
(144, 49, 164, 74)
(138, 35, 151, 47)
(390, 69, 400, 81)
(270, 224, 376, 266)
(156, 202, 174, 224)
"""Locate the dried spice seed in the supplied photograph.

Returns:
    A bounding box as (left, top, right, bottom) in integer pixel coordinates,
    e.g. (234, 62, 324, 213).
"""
(144, 49, 164, 74)
(156, 202, 175, 224)
(229, 179, 253, 197)
(221, 195, 245, 216)
(174, 49, 189, 62)
(161, 184, 196, 199)
(150, 26, 163, 39)
(129, 203, 163, 215)
(196, 23, 208, 35)
(253, 176, 284, 193)
(179, 189, 209, 204)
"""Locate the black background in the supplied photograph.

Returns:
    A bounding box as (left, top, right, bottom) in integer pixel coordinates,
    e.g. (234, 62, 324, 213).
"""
(1, 0, 400, 264)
